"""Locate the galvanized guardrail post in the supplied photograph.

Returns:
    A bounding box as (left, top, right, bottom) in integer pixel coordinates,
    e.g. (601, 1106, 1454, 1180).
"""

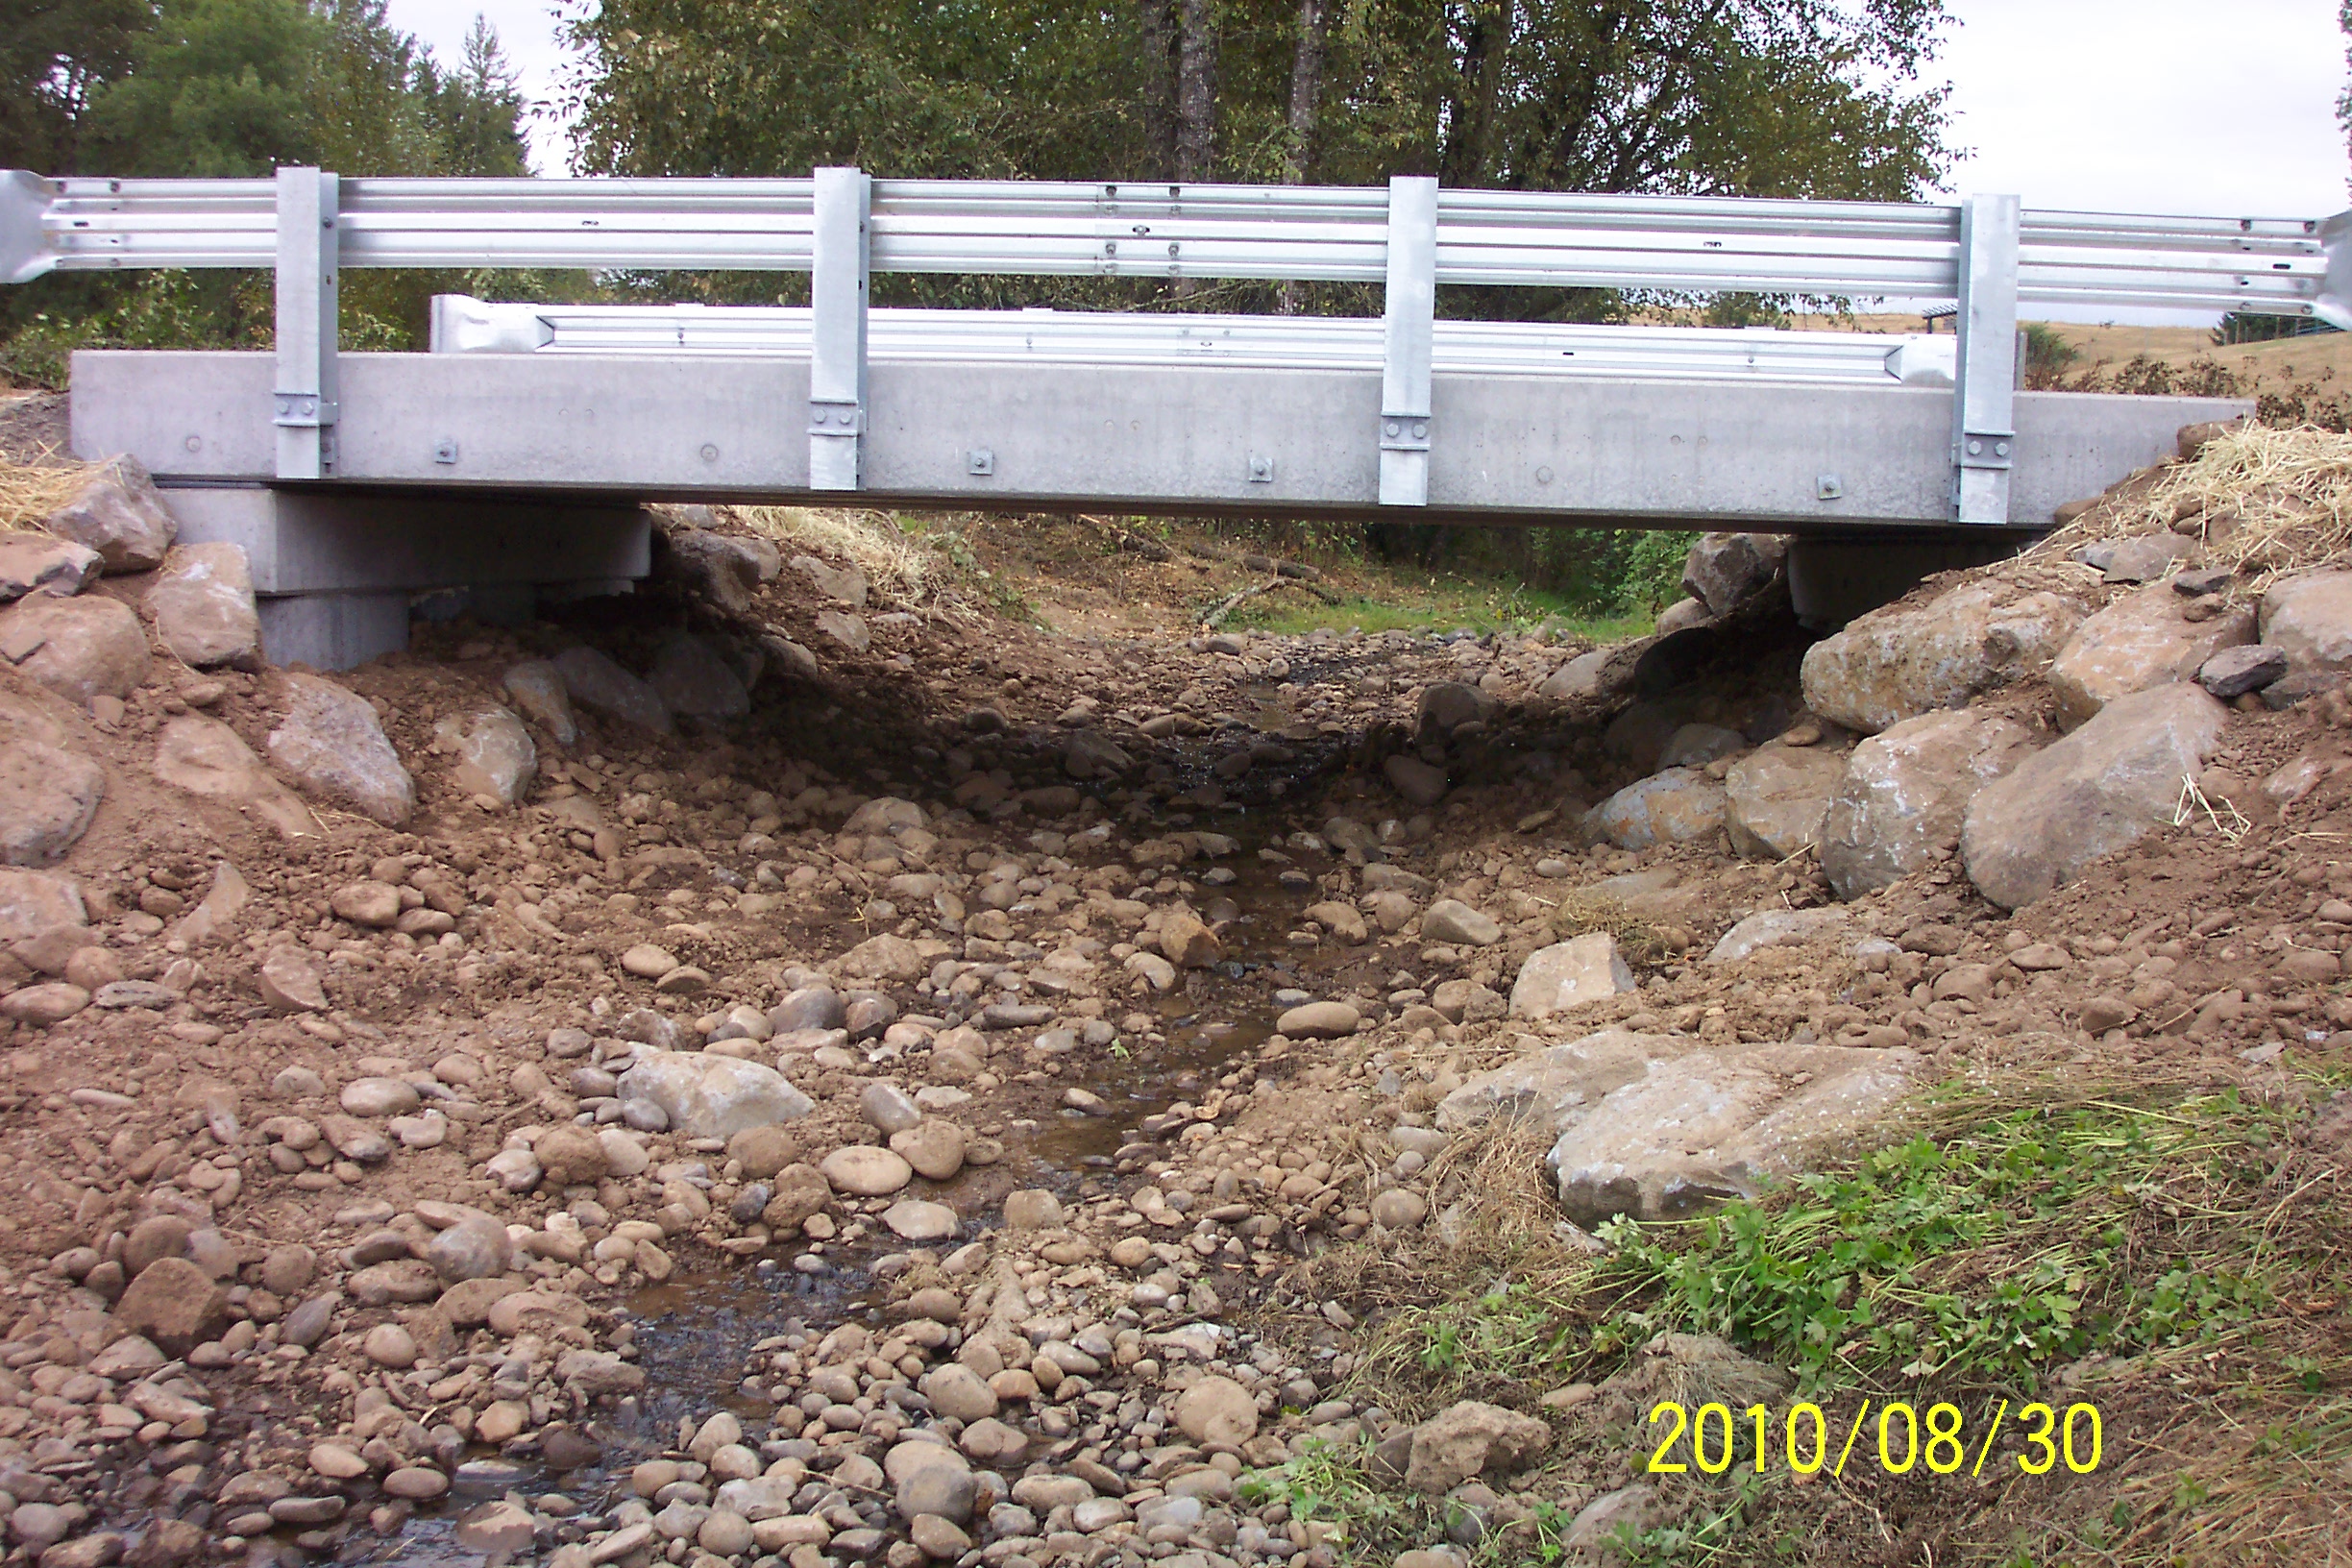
(1950, 192, 2021, 525)
(1379, 176, 1437, 507)
(274, 166, 341, 480)
(809, 167, 872, 491)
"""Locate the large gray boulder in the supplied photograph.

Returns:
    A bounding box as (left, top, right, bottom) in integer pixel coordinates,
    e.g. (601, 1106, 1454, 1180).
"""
(2045, 583, 2252, 727)
(145, 542, 261, 670)
(1681, 532, 1789, 618)
(266, 674, 414, 826)
(2258, 568, 2352, 697)
(1800, 580, 2088, 733)
(1722, 745, 1846, 860)
(1961, 683, 2226, 909)
(0, 594, 151, 703)
(1582, 768, 1726, 849)
(42, 456, 177, 571)
(554, 646, 674, 734)
(1819, 708, 2044, 899)
(1436, 1029, 1919, 1227)
(617, 1052, 814, 1140)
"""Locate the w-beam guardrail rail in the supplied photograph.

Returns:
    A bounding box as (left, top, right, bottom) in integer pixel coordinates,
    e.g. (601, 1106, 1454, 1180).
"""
(0, 165, 2332, 662)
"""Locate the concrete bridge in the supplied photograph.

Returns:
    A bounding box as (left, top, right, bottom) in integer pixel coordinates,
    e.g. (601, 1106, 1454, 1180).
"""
(8, 167, 2333, 665)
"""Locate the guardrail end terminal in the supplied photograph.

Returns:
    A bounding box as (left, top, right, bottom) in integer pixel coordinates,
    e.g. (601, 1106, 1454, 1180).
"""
(1, 170, 58, 286)
(2317, 209, 2352, 331)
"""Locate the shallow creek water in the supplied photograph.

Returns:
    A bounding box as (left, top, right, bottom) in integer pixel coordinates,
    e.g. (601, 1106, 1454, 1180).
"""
(370, 797, 1359, 1561)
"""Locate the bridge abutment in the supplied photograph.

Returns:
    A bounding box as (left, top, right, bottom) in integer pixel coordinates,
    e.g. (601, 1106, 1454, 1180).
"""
(160, 488, 653, 669)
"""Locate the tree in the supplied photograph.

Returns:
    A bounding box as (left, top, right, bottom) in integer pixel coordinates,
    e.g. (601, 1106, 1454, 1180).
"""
(3, 0, 534, 372)
(421, 14, 531, 177)
(2341, 1, 2351, 193)
(564, 0, 1952, 203)
(0, 0, 147, 172)
(82, 0, 330, 177)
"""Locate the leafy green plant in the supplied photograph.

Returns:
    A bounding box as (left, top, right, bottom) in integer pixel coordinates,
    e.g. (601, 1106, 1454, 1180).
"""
(2021, 321, 2081, 388)
(1237, 1439, 1409, 1557)
(1594, 1094, 2281, 1388)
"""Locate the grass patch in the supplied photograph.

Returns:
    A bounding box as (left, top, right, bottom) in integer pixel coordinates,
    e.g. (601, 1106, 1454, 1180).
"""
(1266, 1073, 2352, 1566)
(1227, 579, 1653, 642)
(1591, 1090, 2293, 1391)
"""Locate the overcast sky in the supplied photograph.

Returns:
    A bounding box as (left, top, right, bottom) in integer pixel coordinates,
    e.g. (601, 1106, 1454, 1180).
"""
(386, 0, 2349, 316)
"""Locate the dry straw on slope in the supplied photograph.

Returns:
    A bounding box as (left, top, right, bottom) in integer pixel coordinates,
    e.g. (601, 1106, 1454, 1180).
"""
(2046, 423, 2352, 587)
(0, 454, 96, 533)
(726, 504, 941, 603)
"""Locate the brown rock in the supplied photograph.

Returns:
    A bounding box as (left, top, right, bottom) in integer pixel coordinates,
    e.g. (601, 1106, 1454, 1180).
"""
(113, 1256, 229, 1355)
(0, 865, 86, 942)
(1172, 1376, 1259, 1445)
(1158, 909, 1222, 968)
(725, 1124, 800, 1178)
(266, 674, 414, 826)
(0, 533, 102, 600)
(329, 880, 402, 927)
(760, 1164, 832, 1230)
(152, 715, 317, 836)
(43, 455, 178, 570)
(2046, 583, 2253, 726)
(433, 707, 535, 805)
(1404, 1401, 1552, 1496)
(1, 981, 88, 1024)
(1582, 769, 1727, 850)
(1801, 581, 2087, 733)
(534, 1124, 610, 1185)
(1722, 746, 1845, 860)
(0, 594, 152, 703)
(1961, 683, 2227, 909)
(258, 948, 328, 1012)
(145, 542, 260, 669)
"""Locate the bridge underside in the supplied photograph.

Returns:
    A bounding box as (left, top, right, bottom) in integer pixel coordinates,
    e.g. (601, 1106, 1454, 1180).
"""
(68, 348, 2247, 668)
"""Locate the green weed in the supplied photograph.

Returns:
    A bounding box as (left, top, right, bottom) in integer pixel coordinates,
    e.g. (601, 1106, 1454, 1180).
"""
(1237, 1438, 1410, 1558)
(1594, 1092, 2286, 1390)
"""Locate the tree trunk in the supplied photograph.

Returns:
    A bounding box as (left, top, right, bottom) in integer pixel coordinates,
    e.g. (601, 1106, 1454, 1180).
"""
(1284, 0, 1329, 183)
(1139, 0, 1179, 180)
(1175, 0, 1216, 183)
(1440, 0, 1514, 187)
(1277, 0, 1330, 312)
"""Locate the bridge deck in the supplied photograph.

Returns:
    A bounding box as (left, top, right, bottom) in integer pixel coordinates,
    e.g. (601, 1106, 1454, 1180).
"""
(73, 349, 2243, 532)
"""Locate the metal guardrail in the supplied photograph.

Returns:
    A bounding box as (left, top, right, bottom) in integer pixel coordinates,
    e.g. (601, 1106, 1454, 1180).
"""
(4, 164, 2343, 518)
(429, 296, 1963, 386)
(7, 171, 2339, 315)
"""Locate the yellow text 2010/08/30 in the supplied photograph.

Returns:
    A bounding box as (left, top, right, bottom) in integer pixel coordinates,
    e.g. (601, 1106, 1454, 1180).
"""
(1645, 1399, 2104, 1479)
